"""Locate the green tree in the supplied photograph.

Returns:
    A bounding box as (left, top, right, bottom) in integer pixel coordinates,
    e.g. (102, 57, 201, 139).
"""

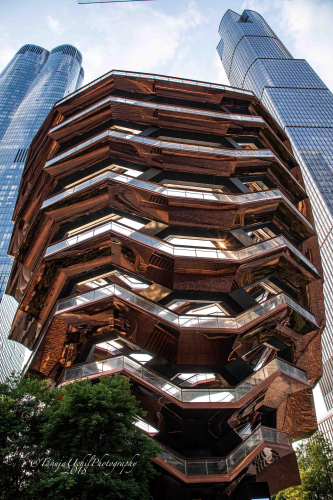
(0, 375, 58, 499)
(273, 432, 333, 500)
(0, 374, 160, 500)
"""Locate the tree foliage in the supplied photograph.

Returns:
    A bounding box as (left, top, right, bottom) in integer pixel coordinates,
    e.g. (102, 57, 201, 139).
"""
(0, 374, 159, 500)
(274, 432, 333, 500)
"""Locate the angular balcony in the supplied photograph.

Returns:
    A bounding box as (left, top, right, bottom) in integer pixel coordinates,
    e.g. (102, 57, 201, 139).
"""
(44, 218, 318, 278)
(49, 90, 298, 174)
(45, 130, 275, 169)
(49, 95, 266, 140)
(41, 129, 305, 202)
(41, 170, 313, 238)
(153, 426, 292, 483)
(60, 356, 309, 409)
(55, 70, 255, 110)
(40, 170, 304, 218)
(43, 129, 278, 177)
(55, 283, 318, 335)
(9, 174, 312, 270)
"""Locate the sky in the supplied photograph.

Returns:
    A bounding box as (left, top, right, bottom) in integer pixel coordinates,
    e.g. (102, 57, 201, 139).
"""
(2, 0, 331, 419)
(1, 0, 333, 93)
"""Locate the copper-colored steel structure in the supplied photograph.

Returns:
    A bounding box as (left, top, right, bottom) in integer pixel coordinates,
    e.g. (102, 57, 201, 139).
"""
(7, 70, 325, 499)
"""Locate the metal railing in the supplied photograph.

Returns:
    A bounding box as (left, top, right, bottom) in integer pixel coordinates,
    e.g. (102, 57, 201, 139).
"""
(61, 356, 308, 403)
(41, 171, 313, 232)
(56, 70, 254, 107)
(158, 426, 290, 476)
(45, 129, 274, 169)
(41, 171, 283, 206)
(56, 283, 318, 329)
(60, 358, 292, 477)
(44, 114, 305, 197)
(45, 216, 317, 275)
(50, 95, 264, 133)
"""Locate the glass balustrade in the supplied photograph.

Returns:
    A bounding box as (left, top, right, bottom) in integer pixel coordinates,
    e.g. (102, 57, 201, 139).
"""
(59, 351, 296, 474)
(275, 358, 308, 383)
(61, 353, 308, 404)
(44, 129, 274, 169)
(45, 130, 109, 167)
(60, 359, 294, 471)
(44, 113, 303, 198)
(51, 97, 111, 132)
(57, 70, 254, 107)
(44, 215, 317, 274)
(158, 426, 290, 476)
(42, 171, 283, 206)
(56, 283, 317, 328)
(134, 418, 158, 434)
(50, 95, 264, 133)
(41, 170, 312, 232)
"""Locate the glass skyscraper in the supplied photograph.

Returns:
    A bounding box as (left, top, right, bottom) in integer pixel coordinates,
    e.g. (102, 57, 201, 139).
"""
(217, 8, 333, 433)
(0, 44, 84, 381)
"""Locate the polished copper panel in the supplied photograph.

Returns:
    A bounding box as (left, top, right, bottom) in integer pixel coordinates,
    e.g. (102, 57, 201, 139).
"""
(8, 71, 325, 498)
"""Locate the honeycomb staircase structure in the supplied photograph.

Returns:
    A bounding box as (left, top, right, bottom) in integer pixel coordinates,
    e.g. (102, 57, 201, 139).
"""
(6, 71, 325, 500)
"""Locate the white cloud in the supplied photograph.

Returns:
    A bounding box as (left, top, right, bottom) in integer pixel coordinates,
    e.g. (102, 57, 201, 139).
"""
(0, 45, 15, 70)
(0, 23, 16, 70)
(47, 15, 65, 35)
(278, 0, 333, 90)
(241, 0, 274, 12)
(2, 0, 332, 92)
(214, 52, 229, 85)
(69, 0, 205, 83)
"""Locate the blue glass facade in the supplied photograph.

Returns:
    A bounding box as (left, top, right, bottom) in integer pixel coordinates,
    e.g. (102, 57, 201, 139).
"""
(0, 45, 49, 142)
(217, 9, 333, 419)
(0, 44, 84, 381)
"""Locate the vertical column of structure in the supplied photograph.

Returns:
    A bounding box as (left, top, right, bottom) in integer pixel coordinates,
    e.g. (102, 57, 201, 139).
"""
(217, 8, 333, 422)
(0, 44, 84, 381)
(6, 71, 324, 499)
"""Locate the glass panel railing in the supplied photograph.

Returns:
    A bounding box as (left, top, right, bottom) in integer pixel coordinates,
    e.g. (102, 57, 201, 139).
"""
(159, 448, 187, 475)
(106, 130, 274, 157)
(45, 131, 109, 167)
(156, 426, 290, 476)
(62, 355, 308, 403)
(42, 171, 313, 232)
(51, 97, 112, 132)
(56, 283, 318, 329)
(45, 216, 317, 274)
(50, 95, 264, 133)
(44, 130, 274, 169)
(282, 294, 318, 324)
(45, 101, 303, 199)
(56, 70, 254, 107)
(275, 358, 308, 384)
